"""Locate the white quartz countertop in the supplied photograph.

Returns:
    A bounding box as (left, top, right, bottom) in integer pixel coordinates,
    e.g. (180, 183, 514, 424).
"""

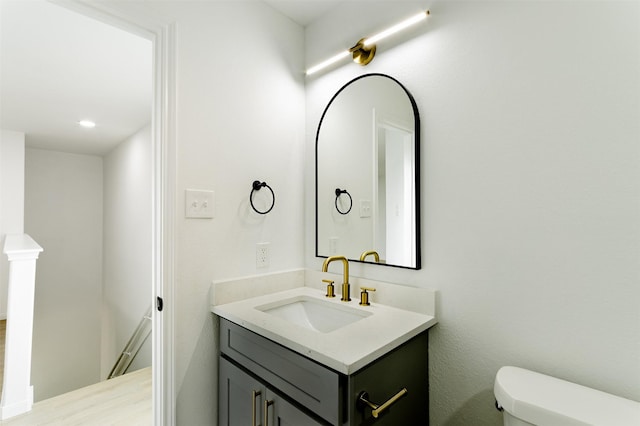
(212, 286, 437, 375)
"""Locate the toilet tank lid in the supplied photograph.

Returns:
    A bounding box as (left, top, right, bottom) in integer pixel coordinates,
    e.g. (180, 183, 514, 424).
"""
(494, 366, 640, 426)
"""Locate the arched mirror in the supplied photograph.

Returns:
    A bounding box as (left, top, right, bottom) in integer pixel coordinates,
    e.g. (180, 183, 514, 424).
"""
(316, 73, 421, 269)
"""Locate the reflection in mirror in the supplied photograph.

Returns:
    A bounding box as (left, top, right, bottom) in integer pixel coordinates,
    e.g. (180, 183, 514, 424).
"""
(316, 74, 420, 269)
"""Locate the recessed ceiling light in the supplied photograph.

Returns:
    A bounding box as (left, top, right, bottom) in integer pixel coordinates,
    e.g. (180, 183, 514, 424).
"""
(78, 120, 96, 128)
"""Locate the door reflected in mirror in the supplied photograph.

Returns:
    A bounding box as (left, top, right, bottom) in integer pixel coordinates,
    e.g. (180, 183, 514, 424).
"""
(316, 74, 420, 269)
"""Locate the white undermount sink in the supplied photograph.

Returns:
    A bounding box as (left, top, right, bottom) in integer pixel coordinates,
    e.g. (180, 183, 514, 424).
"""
(256, 296, 372, 333)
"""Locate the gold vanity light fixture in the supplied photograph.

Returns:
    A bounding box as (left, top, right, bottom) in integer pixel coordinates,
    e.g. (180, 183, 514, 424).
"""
(306, 10, 430, 76)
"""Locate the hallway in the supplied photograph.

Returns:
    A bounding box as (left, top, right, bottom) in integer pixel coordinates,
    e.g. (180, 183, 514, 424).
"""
(0, 321, 150, 425)
(0, 367, 151, 425)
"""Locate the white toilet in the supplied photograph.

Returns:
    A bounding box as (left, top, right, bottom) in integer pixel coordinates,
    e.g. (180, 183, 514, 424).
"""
(494, 366, 640, 426)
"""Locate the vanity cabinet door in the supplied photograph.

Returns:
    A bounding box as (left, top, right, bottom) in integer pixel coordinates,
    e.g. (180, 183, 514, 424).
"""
(220, 319, 339, 424)
(264, 389, 325, 426)
(219, 357, 265, 426)
(220, 356, 325, 426)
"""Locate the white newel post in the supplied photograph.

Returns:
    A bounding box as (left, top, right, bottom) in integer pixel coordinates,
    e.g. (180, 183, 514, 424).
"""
(1, 234, 43, 420)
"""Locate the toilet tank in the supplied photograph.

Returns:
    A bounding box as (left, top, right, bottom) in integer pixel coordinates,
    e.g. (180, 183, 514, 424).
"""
(494, 366, 640, 426)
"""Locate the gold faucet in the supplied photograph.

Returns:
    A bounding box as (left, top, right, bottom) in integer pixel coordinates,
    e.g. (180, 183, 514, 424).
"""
(322, 255, 351, 301)
(359, 250, 380, 262)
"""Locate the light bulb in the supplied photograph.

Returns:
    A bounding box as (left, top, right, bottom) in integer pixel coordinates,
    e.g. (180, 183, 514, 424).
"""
(306, 50, 350, 76)
(363, 11, 428, 46)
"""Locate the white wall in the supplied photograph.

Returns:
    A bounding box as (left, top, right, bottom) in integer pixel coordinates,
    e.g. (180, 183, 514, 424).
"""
(306, 1, 640, 424)
(102, 124, 152, 378)
(135, 2, 306, 424)
(25, 148, 103, 401)
(0, 129, 25, 319)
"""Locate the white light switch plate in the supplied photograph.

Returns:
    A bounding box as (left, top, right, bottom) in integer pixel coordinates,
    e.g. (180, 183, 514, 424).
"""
(185, 189, 215, 219)
(329, 237, 338, 254)
(360, 199, 372, 218)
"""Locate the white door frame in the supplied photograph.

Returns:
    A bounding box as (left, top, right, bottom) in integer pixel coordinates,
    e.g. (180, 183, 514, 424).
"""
(50, 1, 176, 424)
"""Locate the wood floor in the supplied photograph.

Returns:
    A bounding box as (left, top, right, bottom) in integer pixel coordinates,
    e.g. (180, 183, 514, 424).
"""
(0, 368, 151, 426)
(0, 320, 152, 425)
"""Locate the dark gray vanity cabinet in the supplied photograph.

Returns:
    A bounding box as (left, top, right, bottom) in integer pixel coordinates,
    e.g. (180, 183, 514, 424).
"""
(218, 318, 429, 426)
(347, 334, 429, 426)
(219, 357, 324, 425)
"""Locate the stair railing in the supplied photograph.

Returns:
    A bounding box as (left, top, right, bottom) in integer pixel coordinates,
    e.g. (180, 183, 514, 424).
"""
(108, 306, 152, 379)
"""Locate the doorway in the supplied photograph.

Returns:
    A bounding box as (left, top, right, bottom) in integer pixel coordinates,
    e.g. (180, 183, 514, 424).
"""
(0, 0, 174, 423)
(9, 0, 152, 401)
(373, 117, 416, 268)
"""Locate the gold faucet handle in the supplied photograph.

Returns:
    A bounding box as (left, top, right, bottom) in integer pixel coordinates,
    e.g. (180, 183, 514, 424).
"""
(359, 287, 376, 306)
(323, 279, 335, 298)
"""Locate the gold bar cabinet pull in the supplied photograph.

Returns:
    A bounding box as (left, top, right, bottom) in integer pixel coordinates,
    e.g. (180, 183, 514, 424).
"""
(251, 390, 261, 426)
(357, 388, 408, 418)
(264, 399, 274, 426)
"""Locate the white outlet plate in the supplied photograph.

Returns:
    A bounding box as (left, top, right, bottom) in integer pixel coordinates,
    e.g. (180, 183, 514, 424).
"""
(185, 189, 215, 219)
(256, 242, 270, 268)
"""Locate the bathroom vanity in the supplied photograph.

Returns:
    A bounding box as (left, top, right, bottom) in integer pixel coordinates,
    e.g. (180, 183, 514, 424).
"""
(212, 272, 437, 426)
(213, 70, 431, 425)
(219, 318, 429, 425)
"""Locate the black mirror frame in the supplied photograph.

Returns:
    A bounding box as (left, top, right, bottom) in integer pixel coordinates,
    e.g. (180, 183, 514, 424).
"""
(315, 73, 421, 270)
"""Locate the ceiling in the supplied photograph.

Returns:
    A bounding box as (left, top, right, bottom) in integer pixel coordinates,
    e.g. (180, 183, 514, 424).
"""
(263, 0, 342, 26)
(0, 0, 152, 156)
(0, 1, 337, 157)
